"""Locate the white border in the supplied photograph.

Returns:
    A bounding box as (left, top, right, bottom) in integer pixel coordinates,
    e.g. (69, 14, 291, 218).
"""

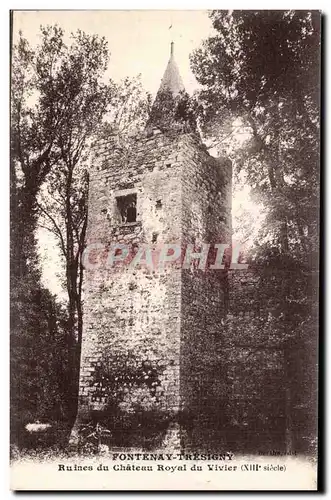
(2, 3, 327, 499)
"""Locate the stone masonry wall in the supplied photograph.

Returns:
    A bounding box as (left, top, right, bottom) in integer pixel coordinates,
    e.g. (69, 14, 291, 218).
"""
(77, 132, 185, 434)
(179, 136, 232, 450)
(75, 131, 232, 450)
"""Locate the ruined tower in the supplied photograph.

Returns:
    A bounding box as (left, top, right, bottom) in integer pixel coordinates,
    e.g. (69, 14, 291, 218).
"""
(73, 43, 232, 451)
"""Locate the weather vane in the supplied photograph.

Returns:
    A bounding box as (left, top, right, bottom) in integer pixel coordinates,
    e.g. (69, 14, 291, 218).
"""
(168, 19, 173, 48)
(168, 16, 182, 51)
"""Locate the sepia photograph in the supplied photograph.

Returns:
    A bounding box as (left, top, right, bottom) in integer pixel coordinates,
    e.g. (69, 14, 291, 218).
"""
(10, 9, 320, 491)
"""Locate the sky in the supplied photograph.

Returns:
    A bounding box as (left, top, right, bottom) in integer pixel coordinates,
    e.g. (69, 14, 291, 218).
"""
(13, 10, 214, 96)
(13, 10, 217, 295)
(12, 10, 260, 296)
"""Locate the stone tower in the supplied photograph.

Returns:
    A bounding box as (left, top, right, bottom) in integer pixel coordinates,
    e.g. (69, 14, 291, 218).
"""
(72, 43, 232, 451)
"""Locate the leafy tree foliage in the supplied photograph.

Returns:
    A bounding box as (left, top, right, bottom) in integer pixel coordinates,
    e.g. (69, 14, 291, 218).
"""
(11, 26, 113, 439)
(146, 89, 197, 134)
(10, 273, 71, 446)
(35, 27, 113, 406)
(11, 13, 320, 455)
(10, 26, 75, 441)
(191, 10, 320, 452)
(91, 76, 151, 170)
(191, 10, 320, 259)
(11, 25, 152, 446)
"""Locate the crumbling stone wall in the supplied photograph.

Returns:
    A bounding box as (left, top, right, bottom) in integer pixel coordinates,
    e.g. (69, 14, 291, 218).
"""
(179, 136, 232, 450)
(76, 132, 184, 448)
(74, 130, 232, 450)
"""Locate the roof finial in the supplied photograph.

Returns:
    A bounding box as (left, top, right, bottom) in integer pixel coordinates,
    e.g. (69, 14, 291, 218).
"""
(171, 41, 174, 57)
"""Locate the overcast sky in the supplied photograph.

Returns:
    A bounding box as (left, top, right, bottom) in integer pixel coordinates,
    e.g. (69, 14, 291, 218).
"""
(13, 10, 214, 96)
(13, 11, 217, 295)
(12, 10, 261, 296)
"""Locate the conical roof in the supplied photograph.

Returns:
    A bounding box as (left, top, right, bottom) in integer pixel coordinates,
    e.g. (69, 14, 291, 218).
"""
(156, 42, 185, 97)
(146, 42, 195, 134)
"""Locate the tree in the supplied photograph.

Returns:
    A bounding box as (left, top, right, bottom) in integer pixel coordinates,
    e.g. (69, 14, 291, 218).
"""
(11, 25, 114, 432)
(191, 10, 320, 259)
(32, 27, 113, 415)
(10, 27, 76, 440)
(37, 64, 151, 411)
(191, 10, 320, 452)
(146, 89, 196, 134)
(11, 26, 70, 280)
(10, 276, 71, 446)
(92, 76, 151, 169)
(11, 25, 152, 435)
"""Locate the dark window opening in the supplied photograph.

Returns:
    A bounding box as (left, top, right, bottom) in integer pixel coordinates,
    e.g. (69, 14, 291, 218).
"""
(152, 232, 158, 243)
(156, 199, 162, 209)
(116, 193, 137, 223)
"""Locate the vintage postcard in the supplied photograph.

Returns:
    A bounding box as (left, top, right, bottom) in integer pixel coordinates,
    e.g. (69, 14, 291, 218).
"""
(10, 9, 320, 491)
